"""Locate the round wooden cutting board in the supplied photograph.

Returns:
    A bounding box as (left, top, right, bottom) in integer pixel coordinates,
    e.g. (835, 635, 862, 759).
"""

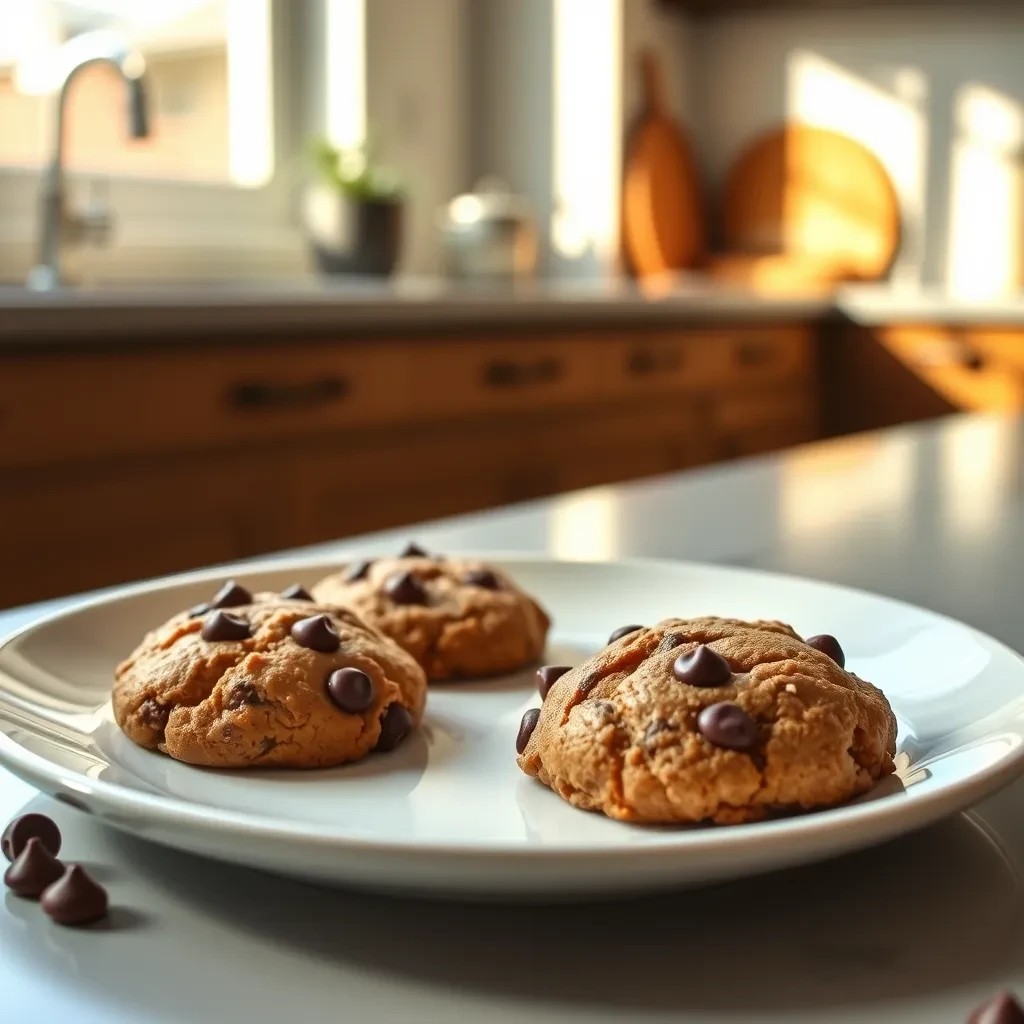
(621, 48, 704, 278)
(719, 123, 901, 282)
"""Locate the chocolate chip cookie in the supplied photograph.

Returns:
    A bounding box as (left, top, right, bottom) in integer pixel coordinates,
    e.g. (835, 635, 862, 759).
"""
(113, 581, 427, 768)
(517, 616, 897, 824)
(312, 545, 550, 680)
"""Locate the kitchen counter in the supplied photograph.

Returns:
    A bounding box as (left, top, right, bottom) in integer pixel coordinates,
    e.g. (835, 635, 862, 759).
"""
(3, 277, 1024, 345)
(0, 411, 1022, 1022)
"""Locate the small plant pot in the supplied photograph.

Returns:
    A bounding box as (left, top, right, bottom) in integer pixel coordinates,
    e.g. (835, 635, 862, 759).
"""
(303, 184, 403, 277)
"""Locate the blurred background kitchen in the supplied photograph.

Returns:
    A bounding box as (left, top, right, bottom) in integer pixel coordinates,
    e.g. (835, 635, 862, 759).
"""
(1, 0, 1022, 607)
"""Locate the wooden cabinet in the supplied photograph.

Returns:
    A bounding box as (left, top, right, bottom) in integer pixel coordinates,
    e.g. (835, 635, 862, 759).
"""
(822, 324, 1024, 437)
(0, 323, 820, 606)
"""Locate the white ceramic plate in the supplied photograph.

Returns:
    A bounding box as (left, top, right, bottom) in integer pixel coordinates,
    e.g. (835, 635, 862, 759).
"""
(0, 554, 1022, 899)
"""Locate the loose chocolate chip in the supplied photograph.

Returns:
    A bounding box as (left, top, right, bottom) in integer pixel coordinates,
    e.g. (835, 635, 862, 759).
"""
(536, 665, 571, 699)
(327, 668, 375, 713)
(224, 681, 263, 709)
(211, 579, 252, 609)
(1, 813, 61, 862)
(290, 614, 341, 653)
(516, 707, 541, 754)
(673, 645, 732, 687)
(968, 992, 1024, 1024)
(343, 559, 373, 583)
(464, 569, 501, 590)
(4, 837, 63, 898)
(40, 865, 108, 927)
(376, 704, 413, 752)
(201, 610, 252, 642)
(187, 602, 211, 618)
(383, 570, 428, 605)
(608, 624, 643, 644)
(280, 584, 313, 601)
(697, 702, 758, 751)
(400, 542, 428, 558)
(805, 634, 846, 668)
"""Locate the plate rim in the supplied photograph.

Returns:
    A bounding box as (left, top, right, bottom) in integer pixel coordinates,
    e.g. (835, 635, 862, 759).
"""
(1, 550, 1023, 863)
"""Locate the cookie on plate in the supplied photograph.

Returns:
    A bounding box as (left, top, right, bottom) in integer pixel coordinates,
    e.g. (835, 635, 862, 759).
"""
(517, 616, 896, 824)
(113, 580, 427, 768)
(312, 544, 550, 681)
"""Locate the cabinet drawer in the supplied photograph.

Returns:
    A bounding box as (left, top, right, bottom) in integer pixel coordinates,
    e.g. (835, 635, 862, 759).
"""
(407, 337, 599, 418)
(0, 343, 412, 469)
(710, 386, 819, 458)
(877, 327, 1024, 412)
(598, 327, 814, 398)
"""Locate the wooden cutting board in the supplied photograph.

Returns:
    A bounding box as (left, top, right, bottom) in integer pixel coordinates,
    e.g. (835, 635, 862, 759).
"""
(621, 48, 704, 278)
(714, 123, 901, 284)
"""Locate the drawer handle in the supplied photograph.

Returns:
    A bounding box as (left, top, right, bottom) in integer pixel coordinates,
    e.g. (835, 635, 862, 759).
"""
(627, 349, 683, 376)
(229, 376, 349, 411)
(912, 341, 986, 372)
(484, 358, 563, 389)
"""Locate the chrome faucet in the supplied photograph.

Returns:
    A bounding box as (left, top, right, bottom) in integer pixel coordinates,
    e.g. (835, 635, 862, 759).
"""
(26, 30, 150, 291)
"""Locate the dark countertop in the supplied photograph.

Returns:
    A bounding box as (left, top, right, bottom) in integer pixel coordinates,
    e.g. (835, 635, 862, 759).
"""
(0, 411, 1022, 1021)
(4, 277, 1024, 347)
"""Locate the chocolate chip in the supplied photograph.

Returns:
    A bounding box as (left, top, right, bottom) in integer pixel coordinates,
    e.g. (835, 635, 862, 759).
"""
(376, 704, 413, 752)
(1, 813, 61, 862)
(40, 865, 108, 927)
(383, 570, 427, 605)
(516, 708, 541, 754)
(290, 614, 341, 653)
(224, 681, 262, 709)
(4, 837, 63, 898)
(697, 702, 757, 751)
(968, 992, 1024, 1024)
(400, 542, 428, 558)
(343, 559, 373, 583)
(673, 645, 732, 687)
(280, 584, 313, 601)
(187, 602, 211, 618)
(464, 569, 500, 590)
(536, 665, 571, 699)
(211, 579, 252, 608)
(138, 699, 169, 731)
(608, 624, 643, 644)
(201, 610, 252, 642)
(327, 668, 375, 713)
(805, 634, 845, 668)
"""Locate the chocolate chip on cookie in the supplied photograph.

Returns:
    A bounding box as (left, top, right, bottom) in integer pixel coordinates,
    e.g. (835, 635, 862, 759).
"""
(383, 570, 428, 606)
(280, 584, 314, 601)
(697, 702, 757, 751)
(608, 624, 643, 644)
(537, 665, 571, 699)
(673, 645, 731, 687)
(805, 634, 845, 668)
(224, 681, 263, 709)
(291, 614, 341, 653)
(376, 703, 414, 752)
(463, 569, 500, 590)
(211, 580, 252, 609)
(201, 611, 251, 642)
(516, 707, 541, 754)
(327, 668, 375, 713)
(343, 559, 373, 583)
(400, 542, 429, 558)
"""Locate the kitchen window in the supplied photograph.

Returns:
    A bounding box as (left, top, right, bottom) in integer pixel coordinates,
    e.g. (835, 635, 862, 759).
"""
(0, 0, 312, 283)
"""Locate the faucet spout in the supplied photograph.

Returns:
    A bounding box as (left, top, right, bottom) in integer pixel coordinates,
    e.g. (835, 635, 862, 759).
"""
(26, 30, 150, 291)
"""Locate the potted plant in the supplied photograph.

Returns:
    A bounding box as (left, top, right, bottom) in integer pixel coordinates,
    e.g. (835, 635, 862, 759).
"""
(302, 138, 404, 278)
